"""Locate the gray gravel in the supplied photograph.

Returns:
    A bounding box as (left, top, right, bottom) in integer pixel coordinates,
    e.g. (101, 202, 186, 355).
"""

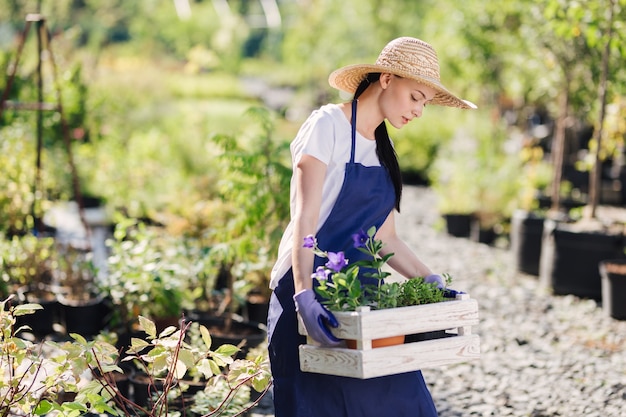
(398, 185, 626, 417)
(253, 185, 626, 417)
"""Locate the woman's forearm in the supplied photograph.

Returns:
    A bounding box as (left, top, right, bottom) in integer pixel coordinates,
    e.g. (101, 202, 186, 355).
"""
(292, 155, 327, 293)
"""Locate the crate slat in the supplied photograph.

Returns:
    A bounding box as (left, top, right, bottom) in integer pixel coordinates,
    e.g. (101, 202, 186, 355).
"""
(328, 298, 479, 340)
(300, 333, 480, 379)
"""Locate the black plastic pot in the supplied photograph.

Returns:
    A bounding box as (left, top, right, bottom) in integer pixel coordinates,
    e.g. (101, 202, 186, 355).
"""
(245, 292, 270, 325)
(599, 259, 626, 320)
(443, 213, 472, 238)
(58, 295, 111, 337)
(540, 219, 625, 300)
(185, 311, 267, 359)
(129, 373, 163, 408)
(510, 210, 544, 276)
(470, 219, 497, 245)
(15, 287, 60, 337)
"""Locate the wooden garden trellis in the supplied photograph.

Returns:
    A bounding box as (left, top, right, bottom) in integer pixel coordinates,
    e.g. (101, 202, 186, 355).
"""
(0, 14, 90, 246)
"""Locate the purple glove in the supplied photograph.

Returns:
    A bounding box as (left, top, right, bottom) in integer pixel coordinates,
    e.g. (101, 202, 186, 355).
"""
(293, 289, 341, 346)
(425, 274, 466, 298)
(424, 274, 445, 289)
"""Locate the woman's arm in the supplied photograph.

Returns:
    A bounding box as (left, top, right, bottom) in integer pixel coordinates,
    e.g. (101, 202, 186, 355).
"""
(292, 154, 327, 294)
(376, 210, 434, 279)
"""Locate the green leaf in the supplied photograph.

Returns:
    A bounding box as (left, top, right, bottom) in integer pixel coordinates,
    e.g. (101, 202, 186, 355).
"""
(34, 400, 54, 415)
(159, 325, 177, 338)
(138, 315, 157, 338)
(209, 359, 222, 375)
(251, 372, 272, 392)
(178, 349, 196, 369)
(129, 337, 150, 351)
(13, 303, 43, 316)
(200, 324, 212, 350)
(62, 401, 88, 411)
(80, 379, 105, 396)
(174, 358, 188, 379)
(69, 333, 88, 345)
(152, 354, 168, 374)
(196, 358, 215, 378)
(215, 343, 239, 357)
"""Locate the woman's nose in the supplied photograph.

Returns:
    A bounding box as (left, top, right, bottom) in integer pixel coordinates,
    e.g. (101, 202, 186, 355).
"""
(412, 103, 424, 118)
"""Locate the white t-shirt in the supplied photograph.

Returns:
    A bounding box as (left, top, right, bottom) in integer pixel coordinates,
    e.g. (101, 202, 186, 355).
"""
(269, 103, 382, 289)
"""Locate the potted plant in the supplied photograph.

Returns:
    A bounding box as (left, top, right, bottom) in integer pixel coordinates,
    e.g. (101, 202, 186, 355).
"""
(0, 297, 84, 416)
(539, 97, 626, 300)
(209, 107, 291, 321)
(598, 259, 626, 321)
(54, 243, 111, 337)
(1, 296, 272, 417)
(429, 143, 478, 238)
(174, 107, 289, 356)
(107, 316, 271, 416)
(537, 1, 626, 301)
(0, 234, 61, 337)
(102, 218, 199, 334)
(510, 145, 553, 276)
(298, 227, 480, 379)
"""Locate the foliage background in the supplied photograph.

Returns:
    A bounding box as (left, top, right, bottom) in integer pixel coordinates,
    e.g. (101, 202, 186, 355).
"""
(1, 0, 625, 242)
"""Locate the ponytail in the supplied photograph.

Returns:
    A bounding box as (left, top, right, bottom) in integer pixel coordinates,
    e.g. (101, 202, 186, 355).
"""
(353, 73, 403, 212)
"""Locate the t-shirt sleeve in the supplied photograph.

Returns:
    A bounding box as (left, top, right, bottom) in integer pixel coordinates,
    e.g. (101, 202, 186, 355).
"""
(292, 109, 335, 165)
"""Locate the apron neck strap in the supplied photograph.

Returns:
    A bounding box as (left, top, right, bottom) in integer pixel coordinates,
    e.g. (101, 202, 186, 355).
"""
(350, 99, 357, 164)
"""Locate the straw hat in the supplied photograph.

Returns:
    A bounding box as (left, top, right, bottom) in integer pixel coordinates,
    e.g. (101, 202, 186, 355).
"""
(328, 37, 476, 109)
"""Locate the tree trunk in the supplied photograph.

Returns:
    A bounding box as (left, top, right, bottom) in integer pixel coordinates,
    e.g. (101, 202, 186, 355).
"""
(587, 0, 615, 219)
(550, 85, 569, 215)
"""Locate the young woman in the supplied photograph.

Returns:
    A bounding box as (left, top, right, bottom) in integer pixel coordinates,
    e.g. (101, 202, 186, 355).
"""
(267, 37, 476, 417)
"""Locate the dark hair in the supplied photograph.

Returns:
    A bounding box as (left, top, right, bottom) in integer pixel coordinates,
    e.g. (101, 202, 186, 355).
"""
(353, 73, 402, 211)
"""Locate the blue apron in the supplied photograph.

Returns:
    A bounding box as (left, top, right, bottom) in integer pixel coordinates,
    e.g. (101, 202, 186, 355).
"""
(267, 100, 438, 417)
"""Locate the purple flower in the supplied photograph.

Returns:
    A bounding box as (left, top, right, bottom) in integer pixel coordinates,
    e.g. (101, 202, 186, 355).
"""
(303, 235, 316, 249)
(325, 251, 348, 273)
(352, 230, 368, 249)
(311, 266, 330, 281)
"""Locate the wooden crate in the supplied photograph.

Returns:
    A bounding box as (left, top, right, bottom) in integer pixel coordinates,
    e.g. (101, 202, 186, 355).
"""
(298, 293, 480, 379)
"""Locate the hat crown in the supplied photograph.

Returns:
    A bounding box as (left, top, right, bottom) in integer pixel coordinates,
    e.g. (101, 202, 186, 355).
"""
(375, 37, 441, 83)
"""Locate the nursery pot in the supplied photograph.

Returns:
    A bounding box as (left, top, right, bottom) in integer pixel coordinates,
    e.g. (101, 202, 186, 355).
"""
(443, 213, 472, 238)
(58, 295, 110, 337)
(599, 260, 626, 321)
(346, 335, 405, 349)
(185, 312, 266, 359)
(245, 292, 270, 325)
(16, 287, 60, 337)
(470, 219, 497, 245)
(540, 219, 625, 300)
(510, 210, 544, 276)
(129, 373, 163, 408)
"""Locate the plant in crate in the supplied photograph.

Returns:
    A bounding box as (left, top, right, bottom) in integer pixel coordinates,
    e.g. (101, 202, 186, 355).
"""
(298, 228, 480, 379)
(306, 226, 451, 313)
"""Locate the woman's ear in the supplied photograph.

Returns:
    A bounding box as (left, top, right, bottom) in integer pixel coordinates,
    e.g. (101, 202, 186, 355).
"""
(379, 73, 393, 90)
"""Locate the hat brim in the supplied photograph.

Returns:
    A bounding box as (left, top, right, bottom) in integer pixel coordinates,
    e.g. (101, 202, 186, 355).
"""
(329, 64, 476, 110)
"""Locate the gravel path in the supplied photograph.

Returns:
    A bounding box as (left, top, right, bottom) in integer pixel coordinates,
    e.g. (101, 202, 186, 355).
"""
(397, 185, 626, 417)
(253, 185, 626, 417)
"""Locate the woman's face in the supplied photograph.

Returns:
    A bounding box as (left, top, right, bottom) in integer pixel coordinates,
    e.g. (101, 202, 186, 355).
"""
(378, 74, 437, 129)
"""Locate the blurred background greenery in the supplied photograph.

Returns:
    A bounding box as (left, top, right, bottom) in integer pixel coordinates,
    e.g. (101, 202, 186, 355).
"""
(1, 0, 625, 277)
